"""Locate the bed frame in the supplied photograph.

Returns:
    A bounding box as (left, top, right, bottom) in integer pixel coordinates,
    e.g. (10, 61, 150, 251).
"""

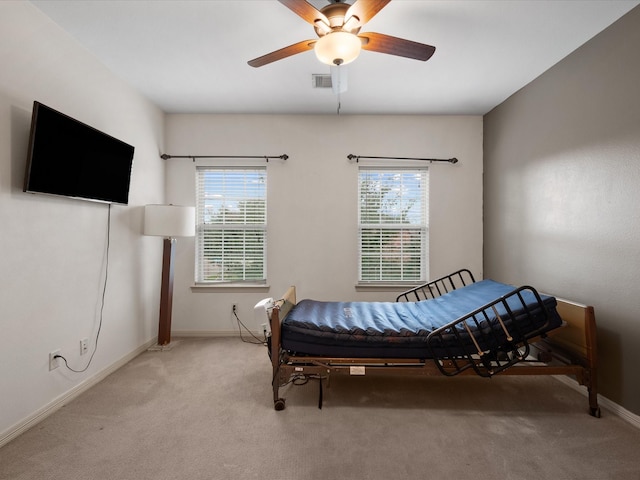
(267, 270, 599, 417)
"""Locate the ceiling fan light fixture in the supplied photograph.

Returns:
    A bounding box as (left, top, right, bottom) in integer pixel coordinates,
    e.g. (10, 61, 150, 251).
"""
(314, 31, 361, 66)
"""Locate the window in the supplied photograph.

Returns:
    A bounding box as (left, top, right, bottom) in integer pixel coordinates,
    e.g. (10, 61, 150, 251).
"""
(196, 167, 266, 284)
(358, 167, 428, 283)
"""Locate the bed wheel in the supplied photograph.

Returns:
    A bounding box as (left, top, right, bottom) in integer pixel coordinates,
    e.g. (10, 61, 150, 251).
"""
(590, 407, 601, 418)
(274, 399, 286, 411)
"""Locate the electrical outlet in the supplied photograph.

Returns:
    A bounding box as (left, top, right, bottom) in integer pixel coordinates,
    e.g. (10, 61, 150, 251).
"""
(49, 350, 61, 371)
(232, 304, 237, 314)
(80, 338, 89, 356)
(261, 323, 268, 334)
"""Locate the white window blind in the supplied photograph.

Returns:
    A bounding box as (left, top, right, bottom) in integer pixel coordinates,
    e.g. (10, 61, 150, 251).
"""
(358, 167, 429, 283)
(196, 167, 266, 283)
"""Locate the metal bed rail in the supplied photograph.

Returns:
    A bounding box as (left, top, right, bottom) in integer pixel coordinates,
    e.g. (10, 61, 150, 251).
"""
(396, 269, 476, 302)
(426, 285, 553, 377)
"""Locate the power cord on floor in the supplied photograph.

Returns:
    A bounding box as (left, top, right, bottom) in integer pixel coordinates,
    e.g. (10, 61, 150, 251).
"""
(233, 306, 267, 346)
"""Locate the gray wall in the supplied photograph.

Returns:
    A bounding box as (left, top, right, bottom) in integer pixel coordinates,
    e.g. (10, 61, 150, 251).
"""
(484, 6, 640, 415)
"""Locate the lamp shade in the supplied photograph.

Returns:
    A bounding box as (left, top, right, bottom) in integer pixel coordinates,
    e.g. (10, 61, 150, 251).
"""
(144, 204, 195, 237)
(314, 31, 361, 66)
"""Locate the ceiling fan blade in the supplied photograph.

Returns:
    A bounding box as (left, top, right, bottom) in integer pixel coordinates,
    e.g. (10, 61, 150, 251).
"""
(248, 39, 316, 68)
(359, 32, 436, 61)
(345, 0, 391, 28)
(278, 0, 330, 27)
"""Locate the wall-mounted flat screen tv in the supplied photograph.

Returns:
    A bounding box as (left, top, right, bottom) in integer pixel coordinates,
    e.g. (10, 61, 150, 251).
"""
(23, 101, 135, 205)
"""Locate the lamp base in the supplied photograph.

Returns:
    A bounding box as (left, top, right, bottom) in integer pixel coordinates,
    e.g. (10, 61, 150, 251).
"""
(148, 340, 180, 352)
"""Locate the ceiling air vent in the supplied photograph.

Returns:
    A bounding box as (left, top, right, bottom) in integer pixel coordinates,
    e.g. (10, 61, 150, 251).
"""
(312, 74, 332, 88)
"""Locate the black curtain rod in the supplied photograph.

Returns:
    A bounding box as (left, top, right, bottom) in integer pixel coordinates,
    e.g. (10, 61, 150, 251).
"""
(160, 154, 288, 162)
(347, 154, 458, 164)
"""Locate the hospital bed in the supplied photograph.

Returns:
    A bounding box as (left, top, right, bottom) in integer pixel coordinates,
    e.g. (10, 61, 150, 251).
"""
(263, 269, 599, 416)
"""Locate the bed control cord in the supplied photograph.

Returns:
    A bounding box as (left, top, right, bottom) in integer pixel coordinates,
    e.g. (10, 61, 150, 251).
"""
(279, 373, 325, 409)
(233, 309, 267, 345)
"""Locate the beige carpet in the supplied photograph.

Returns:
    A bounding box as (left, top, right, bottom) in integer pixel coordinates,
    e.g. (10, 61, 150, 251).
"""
(1, 337, 639, 480)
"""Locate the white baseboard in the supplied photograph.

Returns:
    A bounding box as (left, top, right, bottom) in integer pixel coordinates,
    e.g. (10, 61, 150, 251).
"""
(172, 330, 240, 338)
(173, 330, 269, 339)
(0, 338, 157, 449)
(553, 375, 640, 429)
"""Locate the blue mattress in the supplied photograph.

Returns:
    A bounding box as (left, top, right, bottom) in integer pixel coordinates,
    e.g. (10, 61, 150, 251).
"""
(281, 280, 562, 358)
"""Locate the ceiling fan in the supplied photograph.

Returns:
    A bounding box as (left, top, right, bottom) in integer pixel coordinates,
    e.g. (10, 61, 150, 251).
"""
(247, 0, 436, 69)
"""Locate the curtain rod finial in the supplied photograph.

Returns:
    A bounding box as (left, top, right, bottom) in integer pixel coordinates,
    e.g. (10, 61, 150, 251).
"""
(160, 153, 171, 160)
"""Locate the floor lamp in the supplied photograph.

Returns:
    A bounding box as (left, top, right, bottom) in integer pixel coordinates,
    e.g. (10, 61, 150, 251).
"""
(144, 204, 195, 347)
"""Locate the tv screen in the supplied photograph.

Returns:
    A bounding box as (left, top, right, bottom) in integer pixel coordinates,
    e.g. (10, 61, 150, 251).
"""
(23, 101, 135, 205)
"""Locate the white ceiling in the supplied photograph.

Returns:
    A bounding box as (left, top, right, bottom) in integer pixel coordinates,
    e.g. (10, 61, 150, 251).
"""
(31, 0, 639, 115)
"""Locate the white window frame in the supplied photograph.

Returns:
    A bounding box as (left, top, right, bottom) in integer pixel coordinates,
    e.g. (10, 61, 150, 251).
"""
(358, 166, 429, 285)
(195, 166, 267, 284)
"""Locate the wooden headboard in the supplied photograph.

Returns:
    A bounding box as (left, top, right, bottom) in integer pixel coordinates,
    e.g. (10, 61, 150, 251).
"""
(269, 286, 296, 364)
(272, 286, 296, 323)
(548, 298, 597, 367)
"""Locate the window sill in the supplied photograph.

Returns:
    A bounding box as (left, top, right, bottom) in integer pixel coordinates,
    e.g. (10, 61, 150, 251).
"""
(355, 283, 419, 292)
(191, 283, 270, 293)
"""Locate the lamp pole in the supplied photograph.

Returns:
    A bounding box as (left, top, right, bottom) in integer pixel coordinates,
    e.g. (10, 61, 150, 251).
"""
(158, 237, 177, 345)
